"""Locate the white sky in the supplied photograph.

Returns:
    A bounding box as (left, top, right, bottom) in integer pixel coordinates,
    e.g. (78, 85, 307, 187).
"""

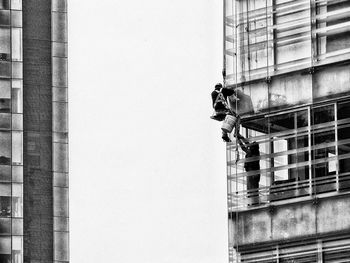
(69, 1, 228, 262)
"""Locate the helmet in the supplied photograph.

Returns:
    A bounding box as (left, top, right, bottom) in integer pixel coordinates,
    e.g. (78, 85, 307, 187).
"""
(215, 83, 223, 90)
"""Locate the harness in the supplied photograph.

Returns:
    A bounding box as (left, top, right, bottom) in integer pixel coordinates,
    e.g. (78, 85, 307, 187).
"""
(213, 88, 230, 109)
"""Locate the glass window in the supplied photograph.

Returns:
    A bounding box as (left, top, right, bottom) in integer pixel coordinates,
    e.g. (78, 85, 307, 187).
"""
(337, 101, 350, 191)
(0, 113, 10, 129)
(53, 87, 67, 102)
(54, 232, 69, 261)
(0, 62, 10, 78)
(312, 105, 336, 194)
(10, 10, 21, 27)
(0, 183, 10, 217)
(10, 0, 21, 10)
(0, 237, 11, 254)
(12, 80, 22, 113)
(53, 132, 68, 144)
(52, 42, 67, 58)
(12, 166, 22, 183)
(53, 172, 68, 187)
(12, 131, 22, 165)
(0, 218, 10, 235)
(0, 0, 9, 10)
(0, 166, 10, 182)
(0, 132, 10, 163)
(53, 142, 68, 173)
(54, 187, 68, 217)
(53, 102, 68, 132)
(52, 12, 67, 42)
(0, 28, 10, 55)
(12, 236, 23, 263)
(11, 62, 22, 78)
(54, 216, 69, 232)
(0, 80, 10, 98)
(52, 0, 67, 12)
(11, 28, 22, 61)
(12, 114, 22, 130)
(52, 57, 67, 87)
(0, 10, 9, 25)
(12, 183, 22, 217)
(12, 218, 22, 235)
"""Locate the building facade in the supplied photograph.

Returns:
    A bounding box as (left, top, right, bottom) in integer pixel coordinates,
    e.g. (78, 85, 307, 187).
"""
(0, 0, 68, 262)
(225, 0, 350, 262)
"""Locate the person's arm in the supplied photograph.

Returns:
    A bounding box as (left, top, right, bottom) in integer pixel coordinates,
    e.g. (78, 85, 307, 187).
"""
(237, 133, 249, 153)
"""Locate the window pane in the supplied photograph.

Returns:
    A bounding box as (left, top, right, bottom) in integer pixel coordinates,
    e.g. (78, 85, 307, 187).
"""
(12, 218, 22, 235)
(52, 42, 67, 58)
(12, 236, 23, 263)
(0, 28, 10, 54)
(0, 237, 11, 254)
(0, 113, 10, 129)
(312, 105, 336, 194)
(12, 183, 22, 217)
(53, 143, 68, 173)
(0, 132, 10, 163)
(54, 232, 69, 261)
(0, 166, 10, 181)
(54, 187, 68, 217)
(52, 57, 67, 87)
(12, 131, 22, 164)
(10, 10, 21, 27)
(0, 0, 9, 9)
(12, 114, 22, 130)
(53, 102, 67, 132)
(0, 10, 9, 25)
(0, 62, 10, 78)
(12, 80, 22, 113)
(11, 28, 22, 61)
(11, 62, 22, 78)
(52, 0, 67, 12)
(52, 12, 67, 42)
(12, 165, 22, 183)
(10, 0, 20, 10)
(0, 80, 10, 99)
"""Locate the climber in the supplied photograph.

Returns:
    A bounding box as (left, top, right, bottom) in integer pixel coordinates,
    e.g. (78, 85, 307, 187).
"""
(210, 83, 234, 121)
(210, 83, 240, 142)
(236, 133, 260, 205)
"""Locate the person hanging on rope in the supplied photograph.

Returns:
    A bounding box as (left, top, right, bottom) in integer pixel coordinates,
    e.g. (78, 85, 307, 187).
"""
(210, 83, 234, 121)
(210, 83, 240, 142)
(236, 132, 260, 205)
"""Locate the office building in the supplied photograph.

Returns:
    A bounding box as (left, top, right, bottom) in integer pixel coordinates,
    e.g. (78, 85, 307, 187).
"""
(0, 0, 68, 262)
(224, 0, 350, 261)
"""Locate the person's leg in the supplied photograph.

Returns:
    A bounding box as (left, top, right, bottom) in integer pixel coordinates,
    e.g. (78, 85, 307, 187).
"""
(222, 131, 231, 142)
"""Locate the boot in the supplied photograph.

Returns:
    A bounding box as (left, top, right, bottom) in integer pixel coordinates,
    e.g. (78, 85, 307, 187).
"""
(222, 132, 231, 142)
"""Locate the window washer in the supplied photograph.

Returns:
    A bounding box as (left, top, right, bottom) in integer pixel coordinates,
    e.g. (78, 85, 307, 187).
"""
(236, 133, 260, 205)
(210, 83, 240, 142)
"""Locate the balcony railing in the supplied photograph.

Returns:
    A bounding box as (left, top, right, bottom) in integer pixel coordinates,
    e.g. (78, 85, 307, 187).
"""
(227, 100, 350, 212)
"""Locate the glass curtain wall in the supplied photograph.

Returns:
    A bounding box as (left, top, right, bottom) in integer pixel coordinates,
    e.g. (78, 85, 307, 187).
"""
(225, 2, 350, 261)
(225, 0, 350, 85)
(52, 0, 69, 262)
(0, 0, 23, 262)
